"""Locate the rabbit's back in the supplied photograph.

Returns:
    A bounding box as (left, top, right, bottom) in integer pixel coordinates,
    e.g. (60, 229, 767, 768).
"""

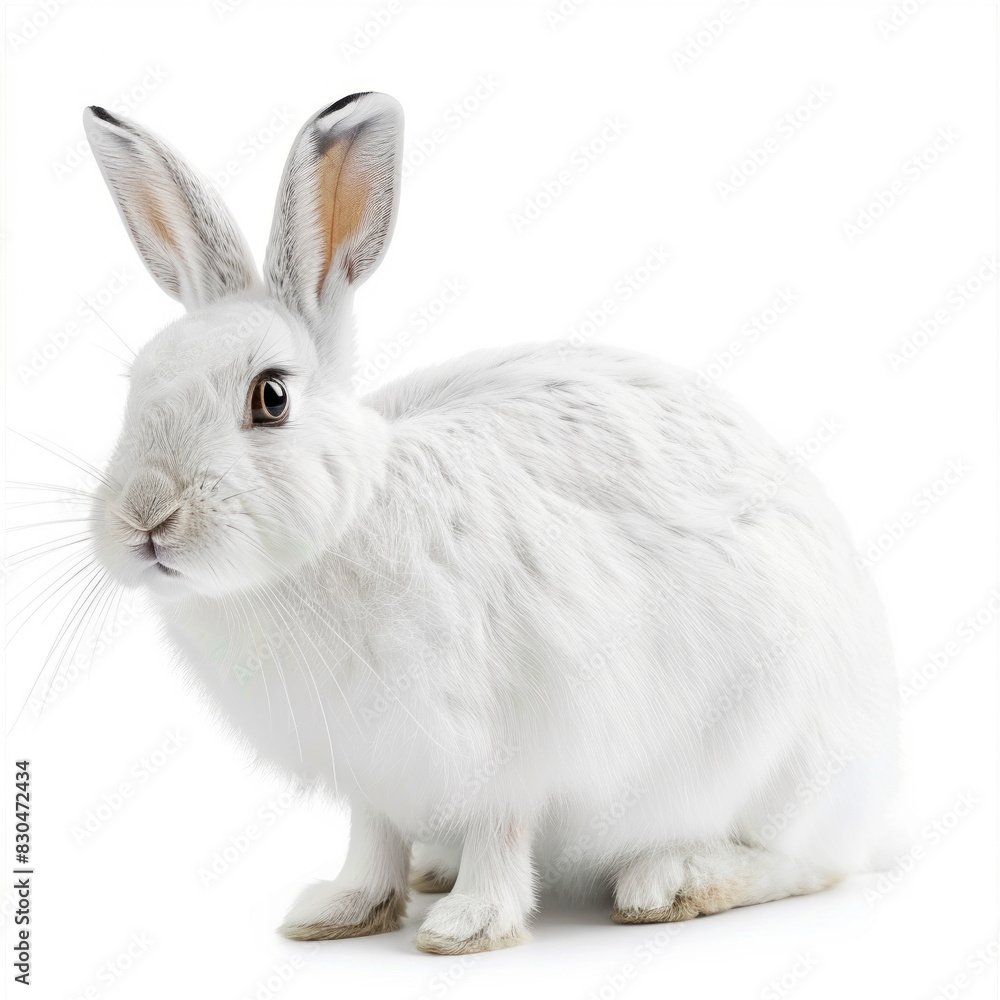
(366, 341, 790, 528)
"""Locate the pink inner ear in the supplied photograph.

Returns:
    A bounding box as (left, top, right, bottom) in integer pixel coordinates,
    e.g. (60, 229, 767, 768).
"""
(135, 182, 180, 252)
(315, 139, 369, 297)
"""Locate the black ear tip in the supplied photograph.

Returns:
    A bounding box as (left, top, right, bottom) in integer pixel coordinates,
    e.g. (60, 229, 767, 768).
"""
(87, 105, 122, 126)
(318, 92, 374, 119)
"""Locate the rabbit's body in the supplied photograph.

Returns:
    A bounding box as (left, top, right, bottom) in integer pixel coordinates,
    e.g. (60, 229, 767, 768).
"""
(84, 93, 899, 953)
(163, 338, 895, 894)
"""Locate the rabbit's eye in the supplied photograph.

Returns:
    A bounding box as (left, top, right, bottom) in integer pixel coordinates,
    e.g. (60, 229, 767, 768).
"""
(248, 375, 289, 426)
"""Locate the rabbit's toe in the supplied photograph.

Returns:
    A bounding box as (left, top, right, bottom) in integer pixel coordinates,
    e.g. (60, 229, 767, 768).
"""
(278, 881, 406, 940)
(414, 893, 528, 954)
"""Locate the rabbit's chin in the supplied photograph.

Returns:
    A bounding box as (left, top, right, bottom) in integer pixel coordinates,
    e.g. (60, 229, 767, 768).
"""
(140, 566, 198, 602)
(129, 564, 262, 607)
(135, 550, 307, 604)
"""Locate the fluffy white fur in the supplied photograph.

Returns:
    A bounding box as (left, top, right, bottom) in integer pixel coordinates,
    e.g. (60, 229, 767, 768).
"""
(84, 94, 899, 954)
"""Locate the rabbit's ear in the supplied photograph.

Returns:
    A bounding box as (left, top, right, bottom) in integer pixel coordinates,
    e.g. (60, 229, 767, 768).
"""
(264, 92, 403, 347)
(83, 106, 260, 310)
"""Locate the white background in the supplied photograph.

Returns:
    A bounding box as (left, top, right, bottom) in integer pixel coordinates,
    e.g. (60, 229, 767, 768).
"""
(2, 1, 996, 998)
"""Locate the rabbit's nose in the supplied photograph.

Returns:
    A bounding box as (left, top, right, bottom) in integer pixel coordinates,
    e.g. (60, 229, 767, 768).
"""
(117, 468, 181, 533)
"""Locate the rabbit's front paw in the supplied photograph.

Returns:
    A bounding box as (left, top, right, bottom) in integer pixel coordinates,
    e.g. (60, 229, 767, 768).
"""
(414, 892, 528, 955)
(279, 881, 406, 941)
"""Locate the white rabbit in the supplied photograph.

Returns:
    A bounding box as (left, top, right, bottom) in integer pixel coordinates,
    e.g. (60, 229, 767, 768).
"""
(83, 93, 899, 954)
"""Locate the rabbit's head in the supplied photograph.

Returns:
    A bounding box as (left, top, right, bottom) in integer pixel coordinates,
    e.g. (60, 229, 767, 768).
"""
(84, 94, 403, 599)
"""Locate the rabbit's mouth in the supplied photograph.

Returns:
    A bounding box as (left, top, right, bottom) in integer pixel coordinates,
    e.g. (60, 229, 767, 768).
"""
(147, 543, 182, 578)
(122, 535, 186, 583)
(130, 535, 183, 578)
